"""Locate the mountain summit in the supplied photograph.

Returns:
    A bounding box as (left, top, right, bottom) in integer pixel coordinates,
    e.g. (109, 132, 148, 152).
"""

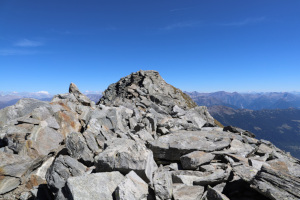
(98, 70, 197, 110)
(0, 70, 300, 200)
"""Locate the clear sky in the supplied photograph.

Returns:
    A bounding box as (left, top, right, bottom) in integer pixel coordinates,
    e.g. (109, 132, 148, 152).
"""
(1, 0, 300, 94)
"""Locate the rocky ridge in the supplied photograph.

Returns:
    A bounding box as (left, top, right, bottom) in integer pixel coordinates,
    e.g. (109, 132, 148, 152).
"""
(0, 70, 299, 200)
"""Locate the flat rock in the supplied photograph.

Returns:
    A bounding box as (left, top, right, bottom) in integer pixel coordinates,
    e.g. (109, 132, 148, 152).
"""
(149, 130, 232, 161)
(250, 164, 300, 200)
(180, 151, 215, 170)
(172, 184, 204, 200)
(66, 171, 124, 200)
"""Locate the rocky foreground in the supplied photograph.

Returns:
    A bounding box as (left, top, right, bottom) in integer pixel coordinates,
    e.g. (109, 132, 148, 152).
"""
(1, 70, 300, 200)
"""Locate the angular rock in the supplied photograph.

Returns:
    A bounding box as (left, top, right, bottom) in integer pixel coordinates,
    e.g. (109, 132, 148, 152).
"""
(0, 152, 34, 194)
(0, 177, 20, 195)
(223, 126, 255, 138)
(149, 130, 231, 161)
(115, 171, 148, 200)
(46, 155, 88, 199)
(180, 151, 215, 170)
(227, 139, 255, 157)
(66, 132, 94, 165)
(26, 126, 64, 156)
(250, 164, 300, 200)
(0, 98, 50, 128)
(66, 172, 124, 200)
(193, 166, 232, 186)
(172, 184, 204, 200)
(69, 83, 93, 106)
(153, 166, 173, 200)
(95, 138, 157, 183)
(205, 186, 230, 200)
(256, 143, 274, 155)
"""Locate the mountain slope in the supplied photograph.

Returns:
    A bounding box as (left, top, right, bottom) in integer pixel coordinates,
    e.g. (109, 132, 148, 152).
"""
(209, 105, 300, 158)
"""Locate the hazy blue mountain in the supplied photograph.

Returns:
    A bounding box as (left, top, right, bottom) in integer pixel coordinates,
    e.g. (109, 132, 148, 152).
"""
(187, 91, 300, 110)
(85, 94, 102, 103)
(208, 105, 300, 159)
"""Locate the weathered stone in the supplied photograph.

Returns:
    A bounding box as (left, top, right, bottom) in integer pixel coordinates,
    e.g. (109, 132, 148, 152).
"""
(233, 164, 258, 182)
(149, 131, 231, 161)
(54, 110, 81, 138)
(193, 167, 231, 186)
(95, 138, 157, 183)
(180, 151, 215, 170)
(227, 139, 255, 157)
(0, 177, 20, 195)
(251, 164, 300, 200)
(46, 155, 87, 199)
(172, 184, 204, 200)
(0, 98, 50, 128)
(223, 126, 255, 138)
(205, 186, 230, 200)
(257, 143, 273, 155)
(0, 152, 34, 194)
(66, 172, 124, 200)
(66, 132, 94, 165)
(153, 166, 173, 200)
(115, 171, 148, 200)
(27, 126, 64, 156)
(136, 129, 154, 142)
(69, 83, 93, 106)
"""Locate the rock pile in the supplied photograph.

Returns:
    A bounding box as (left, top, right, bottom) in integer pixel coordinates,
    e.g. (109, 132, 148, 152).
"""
(0, 70, 300, 200)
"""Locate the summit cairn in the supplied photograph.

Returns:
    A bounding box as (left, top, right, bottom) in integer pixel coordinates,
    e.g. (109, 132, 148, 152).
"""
(0, 70, 299, 200)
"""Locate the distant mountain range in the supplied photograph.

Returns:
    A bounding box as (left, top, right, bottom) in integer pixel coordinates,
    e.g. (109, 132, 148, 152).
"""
(187, 91, 300, 110)
(208, 105, 300, 158)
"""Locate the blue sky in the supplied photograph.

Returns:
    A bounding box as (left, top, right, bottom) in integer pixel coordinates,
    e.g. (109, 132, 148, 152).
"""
(1, 0, 300, 94)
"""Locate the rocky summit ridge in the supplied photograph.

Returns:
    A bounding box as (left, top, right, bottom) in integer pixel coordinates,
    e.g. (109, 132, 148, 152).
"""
(0, 70, 299, 200)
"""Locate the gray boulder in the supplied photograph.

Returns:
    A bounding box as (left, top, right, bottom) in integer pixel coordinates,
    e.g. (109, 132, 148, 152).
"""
(95, 138, 157, 183)
(173, 184, 204, 200)
(0, 98, 49, 128)
(153, 166, 173, 200)
(66, 132, 94, 165)
(115, 171, 148, 200)
(180, 151, 215, 170)
(66, 171, 124, 200)
(250, 163, 300, 200)
(149, 130, 232, 161)
(46, 155, 88, 199)
(69, 83, 93, 106)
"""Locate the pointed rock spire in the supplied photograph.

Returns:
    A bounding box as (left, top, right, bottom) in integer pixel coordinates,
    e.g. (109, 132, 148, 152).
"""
(69, 82, 92, 106)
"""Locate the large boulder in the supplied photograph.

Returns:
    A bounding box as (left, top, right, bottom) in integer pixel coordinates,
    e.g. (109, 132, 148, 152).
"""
(115, 171, 148, 200)
(149, 130, 232, 161)
(65, 171, 124, 200)
(46, 155, 88, 199)
(95, 138, 158, 183)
